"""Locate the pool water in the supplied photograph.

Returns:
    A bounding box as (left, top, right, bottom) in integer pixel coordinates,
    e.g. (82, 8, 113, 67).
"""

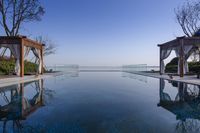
(0, 72, 200, 133)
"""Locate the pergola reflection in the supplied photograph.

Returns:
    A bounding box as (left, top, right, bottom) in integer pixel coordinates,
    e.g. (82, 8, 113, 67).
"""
(158, 79, 200, 133)
(0, 79, 44, 133)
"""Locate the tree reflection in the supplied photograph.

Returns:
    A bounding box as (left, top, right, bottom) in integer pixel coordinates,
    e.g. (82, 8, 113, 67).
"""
(0, 79, 55, 133)
(158, 79, 200, 133)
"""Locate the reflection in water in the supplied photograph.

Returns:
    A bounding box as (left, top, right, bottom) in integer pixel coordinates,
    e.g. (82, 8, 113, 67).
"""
(0, 79, 52, 133)
(158, 79, 200, 133)
(122, 72, 147, 83)
(53, 70, 79, 83)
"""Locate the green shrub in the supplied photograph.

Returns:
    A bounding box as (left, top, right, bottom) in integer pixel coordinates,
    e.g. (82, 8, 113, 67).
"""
(188, 62, 200, 73)
(0, 59, 15, 75)
(165, 57, 200, 73)
(165, 57, 178, 73)
(165, 65, 177, 73)
(0, 59, 38, 75)
(24, 60, 38, 74)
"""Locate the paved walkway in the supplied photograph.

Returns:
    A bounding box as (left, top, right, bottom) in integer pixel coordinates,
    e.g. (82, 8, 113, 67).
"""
(126, 71, 200, 86)
(0, 72, 62, 88)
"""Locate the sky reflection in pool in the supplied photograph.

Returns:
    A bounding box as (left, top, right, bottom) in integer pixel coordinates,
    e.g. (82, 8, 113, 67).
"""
(0, 72, 200, 133)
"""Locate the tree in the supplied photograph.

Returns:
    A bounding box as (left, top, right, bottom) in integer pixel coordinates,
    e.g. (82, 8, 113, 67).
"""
(0, 0, 45, 36)
(35, 36, 57, 57)
(175, 0, 200, 37)
(175, 0, 200, 62)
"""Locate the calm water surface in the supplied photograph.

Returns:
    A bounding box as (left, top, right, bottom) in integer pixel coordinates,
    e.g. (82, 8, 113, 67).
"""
(0, 72, 200, 133)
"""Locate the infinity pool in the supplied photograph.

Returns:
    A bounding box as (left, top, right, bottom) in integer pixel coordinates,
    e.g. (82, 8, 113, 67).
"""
(0, 72, 200, 133)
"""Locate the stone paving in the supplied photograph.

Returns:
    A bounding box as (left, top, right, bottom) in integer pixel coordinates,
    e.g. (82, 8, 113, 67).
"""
(126, 71, 200, 86)
(0, 72, 62, 87)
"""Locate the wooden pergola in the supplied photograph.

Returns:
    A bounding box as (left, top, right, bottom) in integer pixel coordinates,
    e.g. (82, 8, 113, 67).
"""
(158, 36, 200, 77)
(0, 36, 45, 77)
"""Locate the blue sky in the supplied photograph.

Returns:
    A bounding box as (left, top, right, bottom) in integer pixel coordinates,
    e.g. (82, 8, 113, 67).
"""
(1, 0, 184, 66)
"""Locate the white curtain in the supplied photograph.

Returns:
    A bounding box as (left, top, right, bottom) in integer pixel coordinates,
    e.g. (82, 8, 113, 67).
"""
(160, 48, 172, 74)
(183, 45, 193, 74)
(10, 45, 21, 76)
(175, 45, 193, 74)
(0, 46, 4, 56)
(32, 48, 42, 74)
(0, 44, 21, 76)
(24, 46, 31, 60)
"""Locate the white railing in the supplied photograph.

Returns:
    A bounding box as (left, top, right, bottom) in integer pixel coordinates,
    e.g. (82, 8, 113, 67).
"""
(122, 64, 148, 72)
(47, 64, 159, 72)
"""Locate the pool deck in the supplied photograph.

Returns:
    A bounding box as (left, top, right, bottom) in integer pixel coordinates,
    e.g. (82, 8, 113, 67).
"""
(126, 71, 200, 86)
(0, 72, 63, 88)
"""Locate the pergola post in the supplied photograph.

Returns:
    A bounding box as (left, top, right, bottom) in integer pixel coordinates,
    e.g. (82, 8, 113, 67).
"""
(20, 40, 24, 77)
(179, 39, 184, 77)
(41, 44, 44, 74)
(159, 46, 162, 75)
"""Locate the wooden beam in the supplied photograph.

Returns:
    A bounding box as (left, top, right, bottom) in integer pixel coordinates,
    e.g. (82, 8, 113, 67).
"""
(23, 39, 42, 49)
(23, 38, 43, 49)
(158, 37, 200, 48)
(158, 38, 181, 48)
(0, 36, 43, 49)
(183, 38, 200, 46)
(0, 37, 21, 44)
